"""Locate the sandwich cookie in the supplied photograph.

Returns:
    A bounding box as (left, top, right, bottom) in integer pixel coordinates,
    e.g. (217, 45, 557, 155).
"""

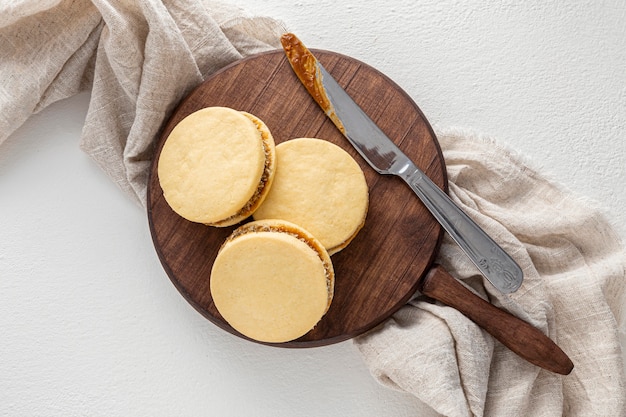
(253, 138, 369, 255)
(158, 106, 275, 226)
(210, 219, 334, 343)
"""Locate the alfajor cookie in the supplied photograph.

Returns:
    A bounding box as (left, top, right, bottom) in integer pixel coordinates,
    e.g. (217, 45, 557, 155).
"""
(210, 219, 334, 343)
(158, 106, 275, 226)
(253, 138, 368, 255)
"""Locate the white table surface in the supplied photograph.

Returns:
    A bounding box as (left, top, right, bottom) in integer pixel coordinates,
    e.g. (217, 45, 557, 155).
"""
(1, 1, 624, 416)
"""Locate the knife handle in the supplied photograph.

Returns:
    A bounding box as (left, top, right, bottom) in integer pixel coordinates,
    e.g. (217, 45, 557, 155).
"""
(402, 168, 523, 294)
(419, 264, 574, 375)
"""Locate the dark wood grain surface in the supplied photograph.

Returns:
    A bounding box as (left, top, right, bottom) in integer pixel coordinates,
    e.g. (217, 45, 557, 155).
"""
(147, 49, 447, 347)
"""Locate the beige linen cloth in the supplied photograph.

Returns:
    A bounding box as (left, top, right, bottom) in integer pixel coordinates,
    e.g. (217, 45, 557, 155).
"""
(1, 1, 625, 416)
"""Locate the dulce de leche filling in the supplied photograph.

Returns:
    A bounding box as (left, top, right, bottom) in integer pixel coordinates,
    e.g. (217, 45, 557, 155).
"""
(210, 113, 275, 227)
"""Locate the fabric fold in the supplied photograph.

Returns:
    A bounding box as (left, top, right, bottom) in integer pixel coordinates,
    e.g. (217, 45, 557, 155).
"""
(0, 0, 286, 205)
(354, 131, 626, 417)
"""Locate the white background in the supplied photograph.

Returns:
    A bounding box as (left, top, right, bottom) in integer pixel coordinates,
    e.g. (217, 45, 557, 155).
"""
(1, 1, 624, 416)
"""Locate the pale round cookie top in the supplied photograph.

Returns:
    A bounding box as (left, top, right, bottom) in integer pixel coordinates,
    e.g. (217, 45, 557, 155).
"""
(158, 107, 266, 224)
(210, 220, 333, 343)
(253, 138, 369, 255)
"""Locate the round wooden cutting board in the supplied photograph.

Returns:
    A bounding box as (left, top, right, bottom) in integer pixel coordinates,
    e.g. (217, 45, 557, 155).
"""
(147, 49, 447, 347)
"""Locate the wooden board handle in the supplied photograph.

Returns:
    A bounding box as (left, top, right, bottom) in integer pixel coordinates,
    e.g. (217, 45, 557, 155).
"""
(419, 265, 574, 375)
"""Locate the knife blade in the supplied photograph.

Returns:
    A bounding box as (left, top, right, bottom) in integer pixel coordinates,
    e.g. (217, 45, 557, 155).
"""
(280, 33, 523, 294)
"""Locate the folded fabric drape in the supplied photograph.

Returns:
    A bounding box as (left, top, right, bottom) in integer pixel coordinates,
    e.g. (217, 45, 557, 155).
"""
(0, 0, 285, 206)
(355, 130, 626, 416)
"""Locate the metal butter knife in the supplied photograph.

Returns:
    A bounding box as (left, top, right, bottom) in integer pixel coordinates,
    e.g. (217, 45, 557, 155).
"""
(280, 34, 574, 375)
(280, 33, 523, 294)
